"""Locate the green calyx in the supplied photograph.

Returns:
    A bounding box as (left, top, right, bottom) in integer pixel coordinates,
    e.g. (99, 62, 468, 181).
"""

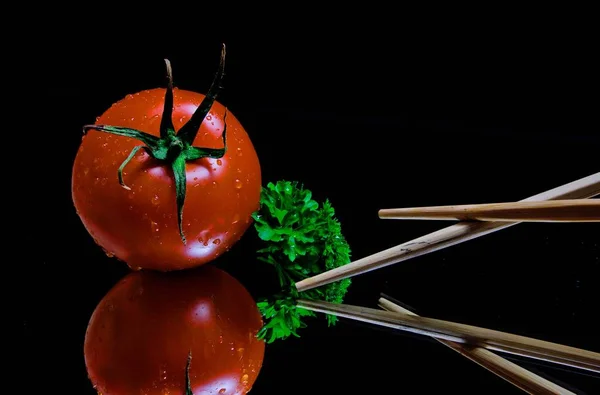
(82, 44, 228, 244)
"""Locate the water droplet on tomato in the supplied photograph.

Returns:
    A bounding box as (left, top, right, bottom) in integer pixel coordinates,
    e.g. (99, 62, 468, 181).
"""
(151, 195, 160, 205)
(219, 389, 226, 394)
(193, 177, 198, 181)
(232, 214, 240, 224)
(127, 94, 134, 99)
(102, 142, 108, 147)
(213, 238, 221, 245)
(236, 147, 243, 156)
(219, 335, 224, 343)
(241, 374, 249, 385)
(94, 177, 100, 184)
(212, 181, 218, 186)
(95, 116, 100, 122)
(206, 115, 212, 121)
(105, 250, 114, 258)
(216, 159, 223, 166)
(83, 168, 89, 175)
(179, 116, 185, 123)
(151, 221, 160, 232)
(130, 117, 135, 121)
(234, 179, 243, 189)
(101, 178, 107, 186)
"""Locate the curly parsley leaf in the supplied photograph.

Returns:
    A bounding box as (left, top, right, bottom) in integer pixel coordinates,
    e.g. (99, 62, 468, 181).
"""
(252, 180, 352, 343)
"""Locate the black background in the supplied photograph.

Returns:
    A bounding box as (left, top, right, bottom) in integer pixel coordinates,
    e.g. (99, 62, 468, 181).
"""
(24, 20, 599, 394)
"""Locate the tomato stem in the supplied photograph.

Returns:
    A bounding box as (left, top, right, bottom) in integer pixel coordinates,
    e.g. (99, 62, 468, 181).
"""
(185, 351, 193, 395)
(176, 45, 226, 145)
(81, 43, 228, 244)
(160, 59, 176, 139)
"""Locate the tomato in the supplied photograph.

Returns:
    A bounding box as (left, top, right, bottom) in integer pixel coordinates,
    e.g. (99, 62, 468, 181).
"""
(84, 264, 266, 394)
(72, 48, 261, 271)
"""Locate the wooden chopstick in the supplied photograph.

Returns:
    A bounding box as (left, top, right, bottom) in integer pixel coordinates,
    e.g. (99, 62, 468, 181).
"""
(296, 299, 600, 373)
(295, 172, 600, 292)
(378, 199, 600, 223)
(379, 297, 576, 395)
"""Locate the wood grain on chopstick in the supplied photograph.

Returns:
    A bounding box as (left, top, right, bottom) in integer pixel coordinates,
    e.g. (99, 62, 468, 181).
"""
(379, 298, 575, 395)
(297, 299, 600, 374)
(295, 172, 600, 293)
(378, 199, 600, 223)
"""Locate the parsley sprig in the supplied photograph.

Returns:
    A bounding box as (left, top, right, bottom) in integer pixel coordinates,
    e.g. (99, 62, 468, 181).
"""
(251, 180, 352, 343)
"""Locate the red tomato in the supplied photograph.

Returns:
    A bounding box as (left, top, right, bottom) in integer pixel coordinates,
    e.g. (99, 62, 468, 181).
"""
(84, 265, 266, 394)
(72, 48, 261, 271)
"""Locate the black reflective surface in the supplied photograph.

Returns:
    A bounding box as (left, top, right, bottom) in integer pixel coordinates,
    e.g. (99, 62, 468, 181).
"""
(27, 34, 599, 394)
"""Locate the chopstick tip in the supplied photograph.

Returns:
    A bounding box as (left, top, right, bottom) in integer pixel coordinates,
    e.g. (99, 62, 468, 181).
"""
(378, 209, 391, 219)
